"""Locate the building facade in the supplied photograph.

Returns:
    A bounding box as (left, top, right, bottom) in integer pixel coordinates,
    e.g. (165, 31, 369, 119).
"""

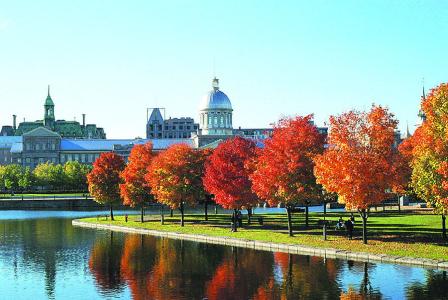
(146, 108, 199, 139)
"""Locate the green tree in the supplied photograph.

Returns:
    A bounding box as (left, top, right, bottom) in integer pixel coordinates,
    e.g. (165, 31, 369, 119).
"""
(33, 163, 64, 190)
(18, 167, 34, 191)
(63, 161, 91, 191)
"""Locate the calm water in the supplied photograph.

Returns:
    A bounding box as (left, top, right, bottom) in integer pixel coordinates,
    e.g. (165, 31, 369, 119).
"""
(0, 211, 446, 300)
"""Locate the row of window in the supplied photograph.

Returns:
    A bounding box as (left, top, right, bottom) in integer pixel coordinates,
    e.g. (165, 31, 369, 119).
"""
(148, 132, 191, 139)
(25, 142, 57, 151)
(149, 124, 198, 131)
(60, 153, 101, 163)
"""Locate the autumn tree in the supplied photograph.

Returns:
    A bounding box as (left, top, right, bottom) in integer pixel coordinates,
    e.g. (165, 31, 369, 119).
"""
(314, 105, 400, 244)
(147, 144, 207, 226)
(410, 83, 448, 239)
(251, 115, 325, 236)
(87, 152, 126, 220)
(203, 137, 259, 231)
(120, 142, 154, 222)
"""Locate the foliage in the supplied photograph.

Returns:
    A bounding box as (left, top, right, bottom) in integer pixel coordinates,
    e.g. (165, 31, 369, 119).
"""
(251, 115, 324, 208)
(63, 161, 91, 190)
(314, 105, 400, 211)
(147, 144, 207, 210)
(87, 152, 125, 206)
(120, 142, 154, 208)
(33, 162, 64, 189)
(0, 164, 33, 191)
(203, 137, 258, 210)
(410, 83, 448, 215)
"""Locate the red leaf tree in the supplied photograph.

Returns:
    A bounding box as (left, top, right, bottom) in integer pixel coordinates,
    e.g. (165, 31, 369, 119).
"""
(203, 137, 259, 231)
(251, 115, 325, 236)
(146, 144, 207, 226)
(120, 142, 154, 222)
(87, 152, 126, 220)
(314, 105, 400, 244)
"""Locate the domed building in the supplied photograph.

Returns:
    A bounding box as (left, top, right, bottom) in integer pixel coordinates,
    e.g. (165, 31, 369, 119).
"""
(199, 77, 233, 135)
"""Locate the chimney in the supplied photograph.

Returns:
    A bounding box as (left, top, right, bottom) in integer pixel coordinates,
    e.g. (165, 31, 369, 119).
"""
(13, 115, 17, 130)
(82, 114, 86, 127)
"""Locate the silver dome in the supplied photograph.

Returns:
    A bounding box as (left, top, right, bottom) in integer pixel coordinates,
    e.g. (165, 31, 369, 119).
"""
(199, 77, 233, 111)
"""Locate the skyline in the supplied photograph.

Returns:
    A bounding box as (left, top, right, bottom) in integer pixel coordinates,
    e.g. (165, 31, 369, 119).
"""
(1, 1, 447, 138)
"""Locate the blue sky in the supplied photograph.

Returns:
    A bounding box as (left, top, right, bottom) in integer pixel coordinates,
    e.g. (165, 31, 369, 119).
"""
(0, 1, 447, 138)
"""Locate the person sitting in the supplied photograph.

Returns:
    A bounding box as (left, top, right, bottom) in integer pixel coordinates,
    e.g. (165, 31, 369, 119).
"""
(336, 217, 345, 230)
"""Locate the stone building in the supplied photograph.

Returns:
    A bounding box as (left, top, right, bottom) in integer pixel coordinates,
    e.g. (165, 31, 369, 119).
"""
(146, 108, 199, 139)
(1, 86, 106, 139)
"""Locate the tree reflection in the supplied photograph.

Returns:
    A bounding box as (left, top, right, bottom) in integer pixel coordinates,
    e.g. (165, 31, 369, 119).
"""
(406, 270, 448, 300)
(88, 231, 126, 294)
(205, 247, 274, 300)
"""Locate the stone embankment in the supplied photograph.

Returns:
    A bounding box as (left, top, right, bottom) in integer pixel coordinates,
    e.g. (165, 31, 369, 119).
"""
(72, 219, 448, 271)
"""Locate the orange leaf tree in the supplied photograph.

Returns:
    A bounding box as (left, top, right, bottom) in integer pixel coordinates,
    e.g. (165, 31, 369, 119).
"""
(203, 137, 259, 231)
(314, 105, 399, 244)
(87, 152, 126, 220)
(410, 83, 448, 239)
(120, 142, 154, 222)
(146, 144, 207, 226)
(251, 115, 325, 236)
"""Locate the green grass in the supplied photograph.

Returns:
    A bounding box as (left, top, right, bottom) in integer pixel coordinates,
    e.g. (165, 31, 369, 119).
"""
(81, 211, 448, 260)
(0, 193, 87, 198)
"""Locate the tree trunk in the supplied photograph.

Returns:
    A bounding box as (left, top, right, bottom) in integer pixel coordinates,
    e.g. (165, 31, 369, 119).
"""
(359, 209, 368, 244)
(247, 207, 252, 225)
(323, 201, 327, 221)
(305, 203, 309, 228)
(204, 200, 208, 221)
(232, 209, 238, 232)
(215, 204, 218, 214)
(286, 207, 293, 236)
(160, 205, 164, 225)
(141, 205, 144, 223)
(179, 201, 185, 227)
(397, 195, 401, 214)
(442, 214, 447, 240)
(110, 204, 114, 221)
(170, 209, 173, 217)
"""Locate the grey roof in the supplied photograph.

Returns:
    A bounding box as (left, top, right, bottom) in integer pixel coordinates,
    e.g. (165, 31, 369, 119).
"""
(23, 126, 61, 137)
(60, 138, 195, 152)
(148, 108, 164, 123)
(199, 78, 232, 111)
(200, 90, 233, 111)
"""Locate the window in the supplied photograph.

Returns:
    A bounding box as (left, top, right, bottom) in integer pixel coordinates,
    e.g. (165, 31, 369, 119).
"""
(74, 154, 79, 161)
(52, 143, 56, 150)
(158, 125, 162, 131)
(179, 125, 183, 130)
(36, 144, 40, 151)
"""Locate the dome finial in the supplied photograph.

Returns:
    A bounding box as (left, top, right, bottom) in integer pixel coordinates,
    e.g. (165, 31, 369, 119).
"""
(48, 84, 50, 97)
(212, 77, 219, 91)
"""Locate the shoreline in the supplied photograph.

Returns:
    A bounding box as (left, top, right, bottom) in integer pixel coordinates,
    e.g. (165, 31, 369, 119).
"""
(72, 219, 448, 271)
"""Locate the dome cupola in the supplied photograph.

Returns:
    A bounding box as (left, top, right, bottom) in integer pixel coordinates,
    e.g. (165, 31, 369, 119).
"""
(199, 77, 233, 135)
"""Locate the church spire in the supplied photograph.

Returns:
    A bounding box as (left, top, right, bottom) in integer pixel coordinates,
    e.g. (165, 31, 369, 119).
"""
(48, 85, 50, 97)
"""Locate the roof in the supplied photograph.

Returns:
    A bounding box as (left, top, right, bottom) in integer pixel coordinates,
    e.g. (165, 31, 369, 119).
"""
(148, 108, 164, 123)
(23, 126, 61, 138)
(199, 78, 232, 111)
(10, 142, 23, 153)
(60, 138, 195, 152)
(0, 136, 22, 148)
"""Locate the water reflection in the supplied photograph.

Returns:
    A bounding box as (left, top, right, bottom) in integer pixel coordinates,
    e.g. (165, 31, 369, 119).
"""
(0, 212, 447, 299)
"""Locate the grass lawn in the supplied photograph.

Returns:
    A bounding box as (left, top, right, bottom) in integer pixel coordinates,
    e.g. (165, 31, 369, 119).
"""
(81, 210, 448, 260)
(0, 193, 87, 198)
